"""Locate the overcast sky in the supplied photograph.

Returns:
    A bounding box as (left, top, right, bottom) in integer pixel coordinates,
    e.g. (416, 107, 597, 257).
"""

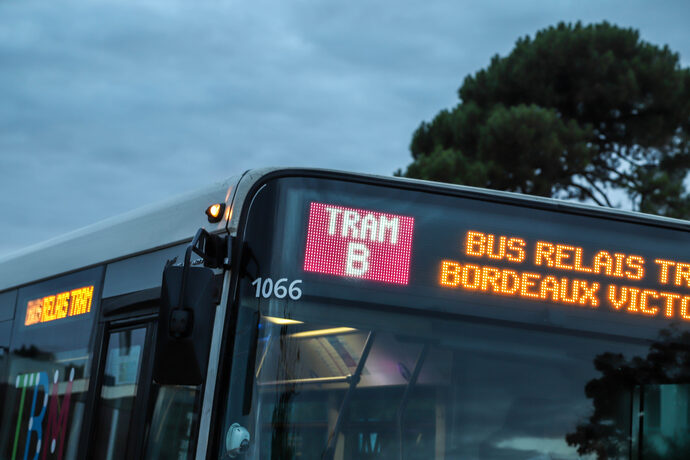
(1, 0, 689, 258)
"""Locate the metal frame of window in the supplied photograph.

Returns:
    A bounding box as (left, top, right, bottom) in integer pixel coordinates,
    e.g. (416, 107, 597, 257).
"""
(81, 288, 159, 460)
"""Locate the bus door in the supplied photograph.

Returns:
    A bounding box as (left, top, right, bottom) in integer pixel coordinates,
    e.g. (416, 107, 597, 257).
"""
(90, 317, 155, 460)
(88, 286, 204, 460)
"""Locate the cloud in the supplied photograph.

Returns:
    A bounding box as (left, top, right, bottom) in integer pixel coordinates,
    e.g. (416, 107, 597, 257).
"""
(0, 0, 689, 256)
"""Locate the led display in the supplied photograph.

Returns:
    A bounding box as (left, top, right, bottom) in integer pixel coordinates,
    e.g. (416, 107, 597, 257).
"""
(440, 230, 690, 321)
(304, 202, 414, 285)
(299, 198, 690, 324)
(24, 285, 94, 326)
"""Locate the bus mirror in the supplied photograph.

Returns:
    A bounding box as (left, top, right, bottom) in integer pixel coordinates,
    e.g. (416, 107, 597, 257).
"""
(153, 263, 216, 385)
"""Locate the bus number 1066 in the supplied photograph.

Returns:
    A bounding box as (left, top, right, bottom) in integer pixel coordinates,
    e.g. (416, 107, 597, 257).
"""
(251, 277, 303, 300)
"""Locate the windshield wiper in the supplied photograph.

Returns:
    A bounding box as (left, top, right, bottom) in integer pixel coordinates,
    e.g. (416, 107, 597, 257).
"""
(322, 331, 377, 460)
(396, 344, 429, 460)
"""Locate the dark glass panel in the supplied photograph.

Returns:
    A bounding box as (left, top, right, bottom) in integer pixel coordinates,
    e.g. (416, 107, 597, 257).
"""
(92, 327, 146, 460)
(641, 384, 690, 459)
(225, 311, 644, 459)
(0, 267, 101, 460)
(144, 385, 199, 460)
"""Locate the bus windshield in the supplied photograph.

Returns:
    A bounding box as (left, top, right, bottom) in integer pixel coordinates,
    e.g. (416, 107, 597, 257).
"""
(218, 175, 690, 460)
(246, 306, 654, 459)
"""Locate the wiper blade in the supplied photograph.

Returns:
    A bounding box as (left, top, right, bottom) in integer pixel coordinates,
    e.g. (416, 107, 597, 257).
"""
(396, 344, 429, 460)
(322, 331, 376, 460)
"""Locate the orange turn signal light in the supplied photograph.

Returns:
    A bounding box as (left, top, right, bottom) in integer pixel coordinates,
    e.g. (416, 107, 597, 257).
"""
(205, 203, 225, 223)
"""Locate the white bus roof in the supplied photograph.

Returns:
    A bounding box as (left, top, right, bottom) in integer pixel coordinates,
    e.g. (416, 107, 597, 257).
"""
(0, 174, 242, 291)
(2, 167, 690, 292)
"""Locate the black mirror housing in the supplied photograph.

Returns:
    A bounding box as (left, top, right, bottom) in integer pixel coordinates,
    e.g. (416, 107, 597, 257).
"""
(153, 264, 216, 385)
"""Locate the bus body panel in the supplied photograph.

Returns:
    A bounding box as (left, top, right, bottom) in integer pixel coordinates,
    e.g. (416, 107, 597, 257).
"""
(3, 168, 690, 460)
(0, 175, 241, 293)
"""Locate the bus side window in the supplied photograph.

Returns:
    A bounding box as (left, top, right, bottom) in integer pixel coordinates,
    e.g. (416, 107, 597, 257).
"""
(92, 327, 148, 459)
(0, 290, 15, 425)
(0, 269, 101, 460)
(0, 321, 10, 416)
(144, 385, 200, 459)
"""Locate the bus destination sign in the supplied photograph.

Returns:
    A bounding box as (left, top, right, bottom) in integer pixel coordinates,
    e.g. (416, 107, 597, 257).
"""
(302, 199, 690, 324)
(24, 285, 94, 326)
(440, 230, 690, 322)
(304, 202, 414, 285)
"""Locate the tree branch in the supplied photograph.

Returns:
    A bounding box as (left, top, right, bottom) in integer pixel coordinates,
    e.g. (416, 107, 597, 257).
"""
(569, 182, 607, 207)
(596, 164, 638, 188)
(582, 175, 614, 207)
(612, 147, 644, 168)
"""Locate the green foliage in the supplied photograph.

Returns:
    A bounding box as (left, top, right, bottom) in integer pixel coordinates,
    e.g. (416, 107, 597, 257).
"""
(400, 21, 690, 216)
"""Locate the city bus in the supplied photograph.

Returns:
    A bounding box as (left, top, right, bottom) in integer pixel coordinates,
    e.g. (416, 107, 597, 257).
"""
(1, 167, 690, 460)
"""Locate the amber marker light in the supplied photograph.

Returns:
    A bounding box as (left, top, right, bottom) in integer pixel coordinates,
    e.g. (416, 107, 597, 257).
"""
(205, 203, 225, 223)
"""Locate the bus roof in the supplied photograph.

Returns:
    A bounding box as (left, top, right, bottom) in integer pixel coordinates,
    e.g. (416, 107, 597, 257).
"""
(0, 174, 241, 291)
(2, 167, 690, 292)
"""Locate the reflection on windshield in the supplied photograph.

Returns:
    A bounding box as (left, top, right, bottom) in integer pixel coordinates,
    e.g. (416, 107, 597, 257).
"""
(227, 309, 663, 460)
(567, 326, 690, 460)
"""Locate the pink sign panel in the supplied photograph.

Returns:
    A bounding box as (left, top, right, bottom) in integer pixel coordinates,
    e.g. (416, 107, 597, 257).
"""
(304, 202, 415, 285)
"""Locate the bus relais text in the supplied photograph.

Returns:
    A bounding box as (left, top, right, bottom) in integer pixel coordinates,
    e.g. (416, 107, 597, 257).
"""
(440, 231, 690, 321)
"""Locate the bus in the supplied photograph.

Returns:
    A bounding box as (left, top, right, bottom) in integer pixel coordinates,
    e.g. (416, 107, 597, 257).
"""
(1, 167, 690, 460)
